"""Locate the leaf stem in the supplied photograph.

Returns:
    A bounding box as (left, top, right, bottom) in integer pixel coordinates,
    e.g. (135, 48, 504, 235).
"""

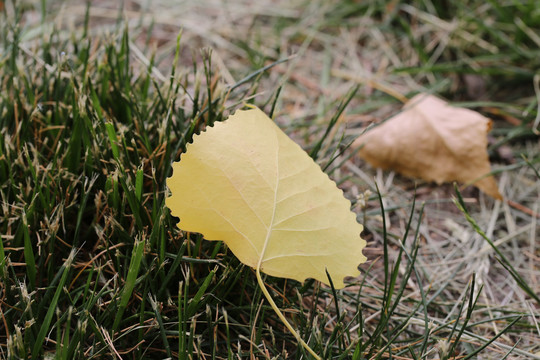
(255, 267, 321, 360)
(253, 120, 321, 359)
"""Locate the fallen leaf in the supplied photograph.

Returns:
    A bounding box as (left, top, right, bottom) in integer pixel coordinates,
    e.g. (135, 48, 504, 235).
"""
(355, 94, 502, 199)
(166, 107, 367, 288)
(167, 107, 366, 359)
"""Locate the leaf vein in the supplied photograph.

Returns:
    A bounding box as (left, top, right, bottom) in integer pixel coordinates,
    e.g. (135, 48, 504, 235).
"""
(191, 181, 259, 255)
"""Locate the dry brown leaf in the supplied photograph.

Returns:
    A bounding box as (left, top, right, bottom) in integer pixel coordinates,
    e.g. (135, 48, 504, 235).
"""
(355, 93, 502, 199)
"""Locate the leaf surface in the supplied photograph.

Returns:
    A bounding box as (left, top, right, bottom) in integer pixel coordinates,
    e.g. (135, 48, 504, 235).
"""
(166, 107, 366, 288)
(355, 94, 502, 199)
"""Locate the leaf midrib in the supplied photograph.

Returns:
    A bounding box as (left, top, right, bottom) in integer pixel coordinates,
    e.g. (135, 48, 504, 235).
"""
(257, 129, 280, 270)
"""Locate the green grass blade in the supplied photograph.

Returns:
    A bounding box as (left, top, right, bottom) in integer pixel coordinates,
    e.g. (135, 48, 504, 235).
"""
(31, 250, 75, 358)
(461, 316, 522, 360)
(22, 210, 36, 289)
(448, 275, 481, 357)
(112, 237, 146, 333)
(0, 229, 5, 279)
(186, 267, 217, 318)
(105, 122, 120, 161)
(309, 85, 359, 161)
(149, 294, 172, 358)
(135, 166, 144, 203)
(454, 184, 540, 305)
(521, 154, 540, 179)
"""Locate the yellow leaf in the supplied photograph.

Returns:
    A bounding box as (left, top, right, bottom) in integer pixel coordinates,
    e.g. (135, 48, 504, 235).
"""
(166, 107, 366, 288)
(355, 94, 502, 199)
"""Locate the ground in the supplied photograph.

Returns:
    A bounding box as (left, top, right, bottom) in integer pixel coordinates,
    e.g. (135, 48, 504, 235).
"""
(0, 0, 539, 359)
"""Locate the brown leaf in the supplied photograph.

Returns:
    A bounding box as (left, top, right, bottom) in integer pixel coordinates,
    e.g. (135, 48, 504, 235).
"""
(355, 94, 502, 199)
